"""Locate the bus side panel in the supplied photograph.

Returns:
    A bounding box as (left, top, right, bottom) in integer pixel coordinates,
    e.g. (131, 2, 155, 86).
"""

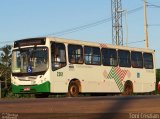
(69, 65, 120, 93)
(50, 66, 69, 93)
(124, 68, 155, 93)
(129, 68, 143, 93)
(142, 69, 156, 93)
(49, 65, 156, 94)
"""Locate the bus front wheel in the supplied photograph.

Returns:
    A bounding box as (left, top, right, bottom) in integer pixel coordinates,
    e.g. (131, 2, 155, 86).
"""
(68, 82, 79, 97)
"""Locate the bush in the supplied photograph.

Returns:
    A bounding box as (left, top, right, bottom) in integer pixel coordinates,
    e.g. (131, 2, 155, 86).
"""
(156, 69, 160, 94)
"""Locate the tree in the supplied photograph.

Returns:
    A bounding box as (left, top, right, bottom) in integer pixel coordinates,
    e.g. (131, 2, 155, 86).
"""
(1, 45, 12, 66)
(0, 45, 12, 97)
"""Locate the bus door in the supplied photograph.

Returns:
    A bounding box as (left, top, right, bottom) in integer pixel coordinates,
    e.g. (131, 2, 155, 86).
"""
(50, 42, 67, 92)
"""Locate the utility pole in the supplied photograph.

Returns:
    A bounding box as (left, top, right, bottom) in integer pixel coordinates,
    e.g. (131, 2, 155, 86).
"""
(111, 0, 123, 45)
(144, 0, 149, 48)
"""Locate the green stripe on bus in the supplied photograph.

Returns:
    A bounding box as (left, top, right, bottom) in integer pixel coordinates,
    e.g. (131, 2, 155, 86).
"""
(12, 81, 50, 94)
(107, 67, 124, 92)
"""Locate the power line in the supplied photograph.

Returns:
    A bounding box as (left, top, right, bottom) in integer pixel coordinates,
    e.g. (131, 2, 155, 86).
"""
(45, 6, 143, 37)
(128, 6, 143, 14)
(127, 40, 145, 45)
(148, 24, 160, 27)
(147, 2, 160, 8)
(0, 41, 13, 43)
(0, 41, 13, 45)
(141, 0, 160, 8)
(147, 5, 160, 8)
(0, 6, 143, 44)
(46, 18, 112, 37)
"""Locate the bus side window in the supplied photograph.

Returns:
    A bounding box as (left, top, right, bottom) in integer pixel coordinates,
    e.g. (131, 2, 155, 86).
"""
(51, 42, 66, 71)
(68, 44, 83, 64)
(118, 50, 131, 67)
(84, 46, 101, 65)
(131, 51, 143, 68)
(143, 53, 153, 69)
(102, 48, 117, 66)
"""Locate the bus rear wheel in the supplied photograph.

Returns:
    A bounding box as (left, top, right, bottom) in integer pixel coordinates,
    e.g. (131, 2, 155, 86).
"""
(123, 81, 133, 95)
(68, 82, 79, 97)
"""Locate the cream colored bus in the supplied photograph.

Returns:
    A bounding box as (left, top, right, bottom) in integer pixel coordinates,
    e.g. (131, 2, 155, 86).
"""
(11, 37, 156, 97)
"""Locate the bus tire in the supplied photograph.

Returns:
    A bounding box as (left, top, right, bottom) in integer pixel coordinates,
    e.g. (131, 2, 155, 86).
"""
(68, 82, 79, 97)
(123, 80, 133, 95)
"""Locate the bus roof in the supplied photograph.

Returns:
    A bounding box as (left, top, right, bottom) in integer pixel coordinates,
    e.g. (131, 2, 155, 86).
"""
(13, 36, 155, 53)
(47, 37, 155, 53)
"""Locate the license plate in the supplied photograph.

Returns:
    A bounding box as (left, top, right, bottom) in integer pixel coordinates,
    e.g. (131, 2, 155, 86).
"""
(24, 87, 30, 91)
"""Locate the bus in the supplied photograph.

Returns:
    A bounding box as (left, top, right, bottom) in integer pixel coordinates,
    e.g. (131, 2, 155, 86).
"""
(11, 37, 156, 97)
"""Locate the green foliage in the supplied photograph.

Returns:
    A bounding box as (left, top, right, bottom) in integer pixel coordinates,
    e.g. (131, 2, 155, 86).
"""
(156, 69, 160, 94)
(1, 45, 12, 66)
(156, 69, 160, 82)
(0, 45, 12, 98)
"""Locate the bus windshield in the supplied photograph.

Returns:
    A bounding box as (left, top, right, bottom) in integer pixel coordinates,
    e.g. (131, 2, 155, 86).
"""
(12, 47, 48, 74)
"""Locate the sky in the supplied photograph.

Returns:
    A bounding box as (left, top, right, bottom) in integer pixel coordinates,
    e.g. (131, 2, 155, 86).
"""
(0, 0, 160, 68)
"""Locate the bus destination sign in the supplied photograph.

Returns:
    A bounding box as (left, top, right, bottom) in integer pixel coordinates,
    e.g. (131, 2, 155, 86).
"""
(14, 38, 46, 48)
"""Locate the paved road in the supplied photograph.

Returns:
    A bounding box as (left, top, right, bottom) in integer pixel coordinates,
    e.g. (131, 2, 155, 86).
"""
(0, 95, 160, 119)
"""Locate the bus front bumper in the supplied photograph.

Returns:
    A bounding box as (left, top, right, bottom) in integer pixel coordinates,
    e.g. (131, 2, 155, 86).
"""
(12, 81, 50, 94)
